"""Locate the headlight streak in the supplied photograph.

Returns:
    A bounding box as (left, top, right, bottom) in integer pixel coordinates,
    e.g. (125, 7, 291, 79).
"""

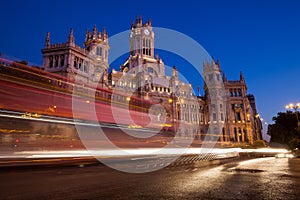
(1, 148, 241, 159)
(0, 109, 157, 132)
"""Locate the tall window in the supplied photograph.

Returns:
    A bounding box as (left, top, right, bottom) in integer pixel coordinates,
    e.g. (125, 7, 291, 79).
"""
(221, 113, 224, 121)
(60, 55, 64, 67)
(230, 90, 233, 97)
(83, 61, 88, 73)
(73, 57, 78, 68)
(49, 56, 53, 68)
(79, 59, 83, 70)
(143, 39, 146, 55)
(55, 56, 59, 67)
(235, 112, 241, 121)
(238, 90, 242, 97)
(234, 128, 237, 141)
(213, 113, 217, 122)
(96, 47, 102, 56)
(149, 40, 151, 56)
(142, 39, 151, 56)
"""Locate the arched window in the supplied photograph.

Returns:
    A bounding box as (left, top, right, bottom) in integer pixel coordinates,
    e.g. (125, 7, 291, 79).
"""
(212, 104, 216, 109)
(96, 47, 102, 56)
(73, 57, 78, 68)
(148, 67, 154, 74)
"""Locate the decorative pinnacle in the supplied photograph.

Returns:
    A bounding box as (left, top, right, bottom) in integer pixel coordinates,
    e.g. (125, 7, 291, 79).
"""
(68, 28, 74, 44)
(93, 24, 97, 37)
(45, 32, 50, 47)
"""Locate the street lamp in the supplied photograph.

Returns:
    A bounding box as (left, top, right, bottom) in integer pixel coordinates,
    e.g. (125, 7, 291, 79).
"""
(285, 103, 300, 127)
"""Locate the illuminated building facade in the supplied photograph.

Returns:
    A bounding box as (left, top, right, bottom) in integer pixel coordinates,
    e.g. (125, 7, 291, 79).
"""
(41, 17, 262, 143)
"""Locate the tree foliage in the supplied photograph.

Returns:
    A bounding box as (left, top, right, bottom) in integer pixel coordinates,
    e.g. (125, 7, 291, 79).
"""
(268, 111, 300, 149)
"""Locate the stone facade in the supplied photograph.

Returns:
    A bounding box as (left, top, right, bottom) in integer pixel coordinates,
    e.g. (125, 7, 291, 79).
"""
(42, 26, 109, 86)
(41, 17, 262, 143)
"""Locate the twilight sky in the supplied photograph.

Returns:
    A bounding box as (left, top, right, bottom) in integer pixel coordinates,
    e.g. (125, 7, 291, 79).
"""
(1, 0, 300, 139)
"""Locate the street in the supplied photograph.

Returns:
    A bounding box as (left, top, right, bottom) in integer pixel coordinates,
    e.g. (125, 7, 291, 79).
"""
(1, 157, 299, 200)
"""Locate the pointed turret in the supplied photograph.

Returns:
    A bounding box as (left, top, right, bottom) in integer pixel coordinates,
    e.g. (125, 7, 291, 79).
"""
(93, 24, 97, 38)
(67, 28, 74, 44)
(172, 65, 178, 78)
(135, 16, 139, 24)
(135, 15, 143, 27)
(148, 18, 152, 26)
(139, 15, 143, 24)
(240, 71, 244, 82)
(102, 27, 108, 39)
(197, 85, 201, 96)
(155, 54, 159, 61)
(45, 32, 50, 48)
(131, 20, 135, 29)
(85, 29, 89, 42)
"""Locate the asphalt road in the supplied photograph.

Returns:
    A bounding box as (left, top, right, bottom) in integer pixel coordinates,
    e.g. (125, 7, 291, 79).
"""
(1, 157, 299, 200)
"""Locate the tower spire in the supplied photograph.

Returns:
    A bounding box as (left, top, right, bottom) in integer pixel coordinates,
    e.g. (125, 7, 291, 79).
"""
(172, 66, 178, 79)
(102, 27, 107, 38)
(93, 24, 97, 38)
(45, 32, 50, 48)
(140, 15, 143, 24)
(240, 71, 244, 82)
(85, 29, 89, 42)
(148, 18, 152, 26)
(67, 28, 74, 44)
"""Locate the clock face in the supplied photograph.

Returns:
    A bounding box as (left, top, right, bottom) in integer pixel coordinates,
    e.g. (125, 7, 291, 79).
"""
(144, 29, 150, 35)
(130, 32, 134, 38)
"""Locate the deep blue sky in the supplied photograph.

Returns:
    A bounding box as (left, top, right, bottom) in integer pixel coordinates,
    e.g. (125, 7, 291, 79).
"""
(1, 0, 300, 139)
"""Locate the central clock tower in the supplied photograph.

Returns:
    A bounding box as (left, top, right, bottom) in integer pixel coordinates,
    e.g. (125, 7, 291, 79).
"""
(130, 16, 154, 58)
(116, 16, 165, 97)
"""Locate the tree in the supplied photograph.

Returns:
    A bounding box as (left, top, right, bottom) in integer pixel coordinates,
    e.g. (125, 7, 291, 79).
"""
(268, 111, 300, 149)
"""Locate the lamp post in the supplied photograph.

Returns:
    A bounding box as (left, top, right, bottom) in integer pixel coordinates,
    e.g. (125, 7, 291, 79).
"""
(285, 103, 300, 127)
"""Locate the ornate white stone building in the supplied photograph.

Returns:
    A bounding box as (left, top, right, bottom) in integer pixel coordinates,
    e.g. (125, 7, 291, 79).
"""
(42, 26, 109, 86)
(41, 17, 262, 143)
